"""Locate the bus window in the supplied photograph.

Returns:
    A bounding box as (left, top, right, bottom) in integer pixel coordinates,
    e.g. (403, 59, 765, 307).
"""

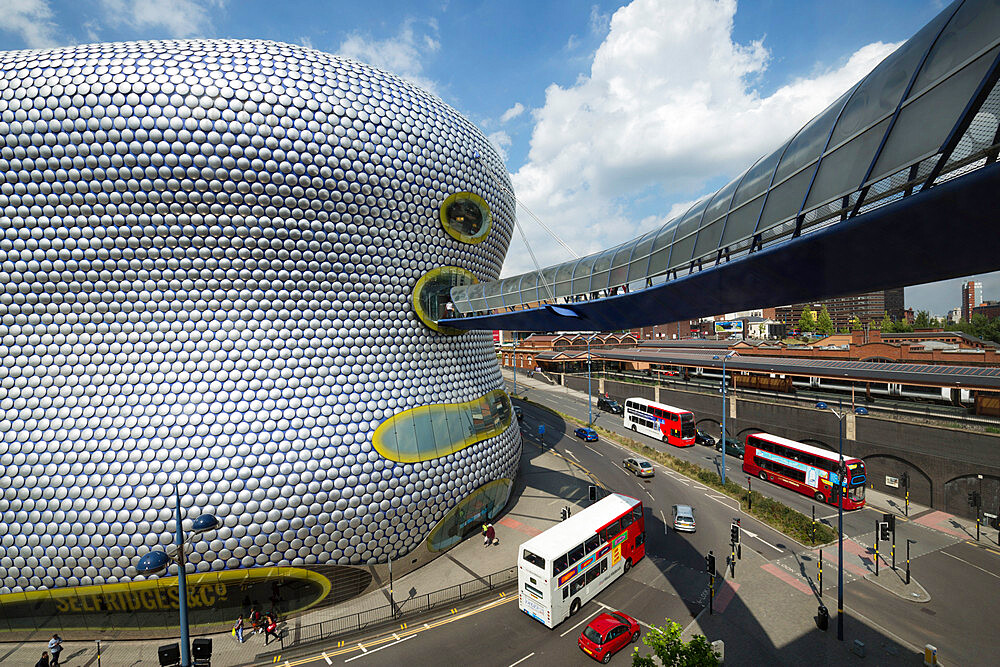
(569, 543, 586, 563)
(553, 553, 569, 576)
(632, 506, 643, 522)
(603, 520, 621, 542)
(585, 534, 601, 553)
(523, 549, 546, 570)
(586, 566, 599, 585)
(524, 582, 544, 598)
(571, 576, 585, 595)
(620, 513, 634, 529)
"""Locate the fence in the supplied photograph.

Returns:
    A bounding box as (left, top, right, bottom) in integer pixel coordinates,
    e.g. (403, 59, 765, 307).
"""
(284, 566, 518, 650)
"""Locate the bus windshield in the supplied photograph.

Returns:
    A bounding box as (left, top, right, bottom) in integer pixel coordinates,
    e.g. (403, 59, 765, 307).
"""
(522, 549, 545, 570)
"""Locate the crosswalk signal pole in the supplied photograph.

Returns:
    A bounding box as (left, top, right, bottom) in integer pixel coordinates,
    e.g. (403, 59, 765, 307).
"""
(818, 549, 823, 597)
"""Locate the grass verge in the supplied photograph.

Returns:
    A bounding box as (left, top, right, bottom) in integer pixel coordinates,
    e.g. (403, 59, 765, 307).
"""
(524, 400, 837, 546)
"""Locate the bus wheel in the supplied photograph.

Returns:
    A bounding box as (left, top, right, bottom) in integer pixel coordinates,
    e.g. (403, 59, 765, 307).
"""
(631, 425, 637, 432)
(662, 435, 668, 444)
(570, 598, 581, 617)
(759, 472, 767, 481)
(815, 491, 826, 503)
(624, 558, 632, 574)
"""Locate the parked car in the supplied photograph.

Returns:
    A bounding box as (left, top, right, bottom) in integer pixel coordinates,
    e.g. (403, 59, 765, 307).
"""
(671, 504, 696, 532)
(578, 611, 640, 663)
(597, 397, 623, 414)
(695, 430, 716, 447)
(513, 405, 523, 421)
(574, 427, 599, 442)
(623, 457, 654, 478)
(715, 437, 744, 459)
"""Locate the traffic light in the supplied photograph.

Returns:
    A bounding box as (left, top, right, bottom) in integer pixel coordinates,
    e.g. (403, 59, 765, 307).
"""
(878, 521, 890, 542)
(730, 521, 740, 545)
(705, 551, 716, 574)
(969, 491, 981, 508)
(900, 471, 910, 490)
(589, 485, 597, 502)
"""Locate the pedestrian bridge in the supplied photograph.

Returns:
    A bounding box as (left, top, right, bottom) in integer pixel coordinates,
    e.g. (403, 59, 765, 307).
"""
(443, 0, 1000, 332)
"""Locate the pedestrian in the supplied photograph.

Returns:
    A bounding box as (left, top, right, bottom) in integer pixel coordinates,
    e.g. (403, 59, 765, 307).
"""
(34, 652, 49, 667)
(47, 635, 62, 667)
(482, 523, 490, 547)
(486, 523, 497, 546)
(250, 606, 263, 635)
(264, 613, 279, 645)
(233, 614, 245, 643)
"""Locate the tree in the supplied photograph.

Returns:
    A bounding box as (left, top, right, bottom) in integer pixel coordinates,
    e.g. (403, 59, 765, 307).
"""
(849, 316, 862, 331)
(816, 305, 834, 335)
(632, 619, 719, 667)
(913, 310, 933, 329)
(798, 307, 816, 334)
(879, 311, 894, 332)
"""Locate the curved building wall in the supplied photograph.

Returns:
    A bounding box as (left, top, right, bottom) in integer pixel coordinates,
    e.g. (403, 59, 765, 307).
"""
(0, 38, 521, 605)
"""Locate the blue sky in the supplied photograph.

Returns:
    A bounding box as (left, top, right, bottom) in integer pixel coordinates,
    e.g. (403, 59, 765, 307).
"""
(0, 0, 993, 317)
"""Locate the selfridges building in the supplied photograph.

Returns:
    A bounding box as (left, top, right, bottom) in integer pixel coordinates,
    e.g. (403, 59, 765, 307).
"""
(0, 39, 521, 634)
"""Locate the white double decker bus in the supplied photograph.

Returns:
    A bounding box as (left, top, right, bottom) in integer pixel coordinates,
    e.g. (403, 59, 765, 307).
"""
(517, 493, 646, 628)
(623, 397, 696, 447)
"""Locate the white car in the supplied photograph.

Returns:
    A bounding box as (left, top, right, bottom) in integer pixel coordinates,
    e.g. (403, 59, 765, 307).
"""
(672, 504, 696, 532)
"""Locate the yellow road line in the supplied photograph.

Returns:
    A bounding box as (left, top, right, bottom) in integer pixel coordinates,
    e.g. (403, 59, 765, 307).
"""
(298, 595, 517, 664)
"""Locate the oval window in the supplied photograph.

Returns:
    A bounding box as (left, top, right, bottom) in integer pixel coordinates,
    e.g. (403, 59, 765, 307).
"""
(440, 192, 491, 244)
(412, 266, 479, 334)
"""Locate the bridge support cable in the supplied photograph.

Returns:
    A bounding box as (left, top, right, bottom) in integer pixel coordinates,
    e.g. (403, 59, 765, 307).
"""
(475, 153, 579, 305)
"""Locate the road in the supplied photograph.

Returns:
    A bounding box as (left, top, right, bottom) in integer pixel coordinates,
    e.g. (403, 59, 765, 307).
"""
(281, 380, 1000, 666)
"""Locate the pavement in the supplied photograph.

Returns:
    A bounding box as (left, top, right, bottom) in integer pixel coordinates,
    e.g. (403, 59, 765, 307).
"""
(1, 369, 995, 666)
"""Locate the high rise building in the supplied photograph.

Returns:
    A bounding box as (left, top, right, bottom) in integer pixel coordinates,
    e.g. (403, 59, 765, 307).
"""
(962, 280, 984, 322)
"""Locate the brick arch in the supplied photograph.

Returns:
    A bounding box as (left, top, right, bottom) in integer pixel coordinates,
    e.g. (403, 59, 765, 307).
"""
(942, 473, 1000, 520)
(862, 453, 933, 509)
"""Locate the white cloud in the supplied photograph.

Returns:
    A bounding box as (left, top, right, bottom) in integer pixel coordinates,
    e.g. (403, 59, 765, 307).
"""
(299, 35, 315, 50)
(503, 0, 900, 277)
(337, 18, 441, 93)
(97, 0, 226, 38)
(487, 131, 511, 163)
(0, 0, 59, 48)
(500, 102, 526, 124)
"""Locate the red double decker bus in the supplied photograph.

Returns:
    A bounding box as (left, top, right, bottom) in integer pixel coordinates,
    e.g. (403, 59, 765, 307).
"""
(742, 432, 866, 509)
(622, 398, 695, 447)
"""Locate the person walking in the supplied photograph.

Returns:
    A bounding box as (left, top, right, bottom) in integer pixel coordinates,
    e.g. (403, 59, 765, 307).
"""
(264, 613, 279, 645)
(482, 523, 490, 547)
(34, 651, 49, 667)
(485, 523, 496, 547)
(233, 614, 245, 643)
(47, 635, 62, 667)
(250, 606, 263, 635)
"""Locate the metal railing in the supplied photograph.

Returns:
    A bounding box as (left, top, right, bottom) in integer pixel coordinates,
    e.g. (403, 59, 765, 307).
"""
(281, 566, 517, 650)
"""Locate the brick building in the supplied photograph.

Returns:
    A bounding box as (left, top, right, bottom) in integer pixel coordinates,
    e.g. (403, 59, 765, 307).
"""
(772, 289, 900, 330)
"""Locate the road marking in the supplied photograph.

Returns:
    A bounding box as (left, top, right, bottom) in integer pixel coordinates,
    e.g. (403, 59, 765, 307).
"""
(585, 445, 603, 457)
(741, 528, 783, 552)
(661, 510, 667, 533)
(508, 652, 535, 667)
(595, 601, 657, 631)
(559, 608, 603, 637)
(646, 491, 655, 503)
(942, 550, 1000, 580)
(392, 633, 399, 640)
(843, 604, 923, 654)
(566, 450, 580, 462)
(344, 634, 415, 662)
(322, 653, 332, 665)
(357, 643, 367, 653)
(705, 493, 740, 512)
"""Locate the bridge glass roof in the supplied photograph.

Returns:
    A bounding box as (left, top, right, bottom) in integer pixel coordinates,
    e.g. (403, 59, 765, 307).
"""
(451, 0, 1000, 316)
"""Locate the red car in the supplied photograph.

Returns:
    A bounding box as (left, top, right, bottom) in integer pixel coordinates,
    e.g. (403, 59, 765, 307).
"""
(578, 611, 641, 663)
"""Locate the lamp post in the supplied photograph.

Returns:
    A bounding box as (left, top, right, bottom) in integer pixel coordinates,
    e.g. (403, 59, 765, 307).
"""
(816, 399, 847, 642)
(587, 334, 592, 426)
(713, 351, 735, 484)
(136, 485, 219, 667)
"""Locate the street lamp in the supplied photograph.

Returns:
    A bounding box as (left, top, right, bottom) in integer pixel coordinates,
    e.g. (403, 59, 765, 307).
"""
(587, 334, 592, 426)
(815, 399, 848, 642)
(712, 351, 735, 484)
(136, 485, 219, 667)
